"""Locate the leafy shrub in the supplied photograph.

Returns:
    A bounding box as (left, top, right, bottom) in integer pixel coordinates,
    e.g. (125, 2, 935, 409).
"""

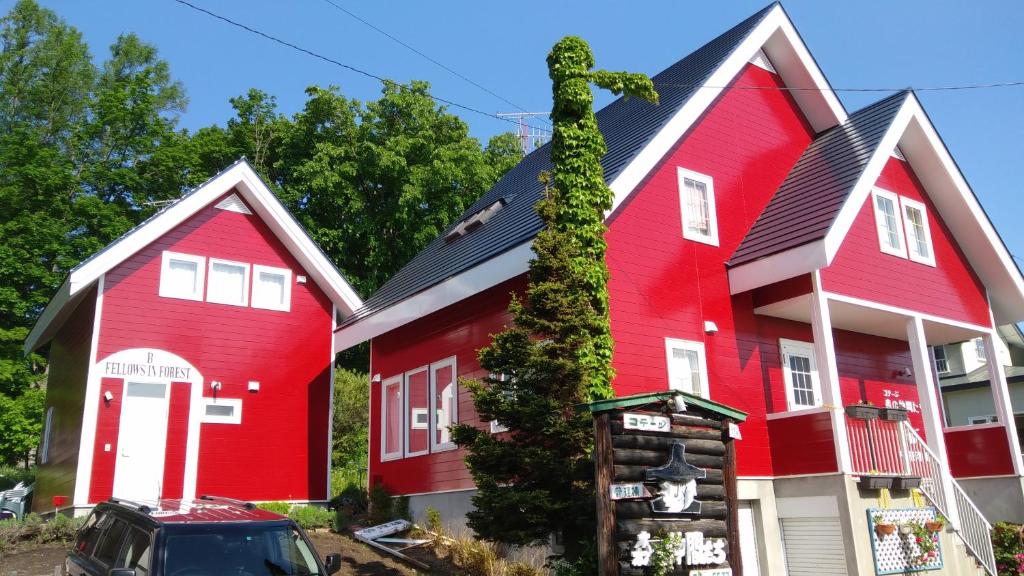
(425, 506, 442, 533)
(0, 513, 45, 553)
(37, 513, 83, 544)
(368, 484, 393, 525)
(992, 522, 1024, 576)
(288, 506, 333, 530)
(394, 495, 410, 521)
(256, 501, 292, 515)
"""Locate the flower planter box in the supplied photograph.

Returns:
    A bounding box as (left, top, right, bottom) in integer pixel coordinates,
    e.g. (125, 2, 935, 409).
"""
(879, 407, 909, 421)
(892, 476, 922, 490)
(859, 475, 895, 490)
(875, 523, 896, 537)
(924, 520, 945, 532)
(845, 404, 880, 420)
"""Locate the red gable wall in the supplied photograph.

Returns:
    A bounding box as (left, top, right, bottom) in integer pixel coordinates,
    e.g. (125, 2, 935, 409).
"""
(821, 158, 991, 326)
(91, 191, 333, 502)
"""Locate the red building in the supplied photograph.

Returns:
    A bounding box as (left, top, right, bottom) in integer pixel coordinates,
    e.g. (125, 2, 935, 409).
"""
(335, 5, 1023, 575)
(26, 160, 362, 513)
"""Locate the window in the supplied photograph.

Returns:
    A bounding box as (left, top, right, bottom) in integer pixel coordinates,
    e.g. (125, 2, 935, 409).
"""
(975, 338, 988, 362)
(678, 168, 718, 246)
(115, 528, 152, 576)
(94, 519, 130, 567)
(431, 357, 457, 452)
(665, 338, 709, 398)
(872, 188, 907, 258)
(404, 366, 429, 457)
(933, 346, 949, 374)
(206, 259, 250, 306)
(159, 252, 205, 301)
(381, 376, 403, 460)
(201, 398, 242, 424)
(900, 197, 935, 266)
(780, 339, 822, 410)
(251, 265, 292, 311)
(75, 510, 105, 557)
(40, 406, 54, 464)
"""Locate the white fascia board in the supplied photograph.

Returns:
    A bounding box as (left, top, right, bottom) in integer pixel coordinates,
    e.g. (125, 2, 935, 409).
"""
(334, 241, 533, 353)
(727, 240, 828, 295)
(607, 5, 845, 217)
(822, 98, 916, 262)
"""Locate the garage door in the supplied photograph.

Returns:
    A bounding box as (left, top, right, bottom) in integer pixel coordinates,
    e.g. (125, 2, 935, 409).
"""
(780, 517, 848, 575)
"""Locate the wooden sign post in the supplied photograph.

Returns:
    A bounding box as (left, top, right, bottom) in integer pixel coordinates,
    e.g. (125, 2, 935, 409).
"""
(586, 391, 747, 576)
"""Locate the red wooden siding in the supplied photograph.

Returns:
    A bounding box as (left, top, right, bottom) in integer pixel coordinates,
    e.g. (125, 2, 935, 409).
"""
(822, 158, 991, 326)
(89, 377, 124, 503)
(767, 411, 837, 476)
(945, 426, 1016, 478)
(91, 190, 333, 502)
(369, 277, 523, 495)
(33, 287, 97, 511)
(161, 382, 191, 499)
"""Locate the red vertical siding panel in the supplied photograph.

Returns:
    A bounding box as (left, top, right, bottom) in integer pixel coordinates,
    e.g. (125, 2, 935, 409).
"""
(161, 382, 190, 499)
(945, 426, 1015, 477)
(89, 378, 124, 503)
(767, 411, 838, 476)
(822, 158, 991, 326)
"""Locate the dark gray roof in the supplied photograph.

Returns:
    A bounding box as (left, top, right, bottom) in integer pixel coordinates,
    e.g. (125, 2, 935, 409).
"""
(729, 91, 909, 266)
(940, 365, 1024, 391)
(345, 3, 779, 325)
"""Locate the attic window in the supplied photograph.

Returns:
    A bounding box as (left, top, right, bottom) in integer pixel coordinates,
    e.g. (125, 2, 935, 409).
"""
(445, 198, 507, 243)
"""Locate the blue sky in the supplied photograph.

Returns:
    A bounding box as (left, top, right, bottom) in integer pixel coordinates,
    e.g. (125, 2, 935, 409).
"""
(21, 1, 1024, 263)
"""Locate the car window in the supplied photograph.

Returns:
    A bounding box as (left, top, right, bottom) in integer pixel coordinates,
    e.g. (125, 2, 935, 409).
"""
(163, 524, 320, 576)
(75, 510, 105, 556)
(116, 527, 152, 576)
(94, 519, 130, 567)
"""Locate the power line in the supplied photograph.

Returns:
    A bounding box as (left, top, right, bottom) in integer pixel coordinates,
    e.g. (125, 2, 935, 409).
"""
(652, 80, 1024, 92)
(170, 0, 549, 133)
(316, 0, 550, 126)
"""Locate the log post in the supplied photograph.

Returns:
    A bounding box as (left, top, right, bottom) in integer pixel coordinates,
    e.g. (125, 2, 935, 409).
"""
(722, 417, 741, 576)
(594, 412, 617, 576)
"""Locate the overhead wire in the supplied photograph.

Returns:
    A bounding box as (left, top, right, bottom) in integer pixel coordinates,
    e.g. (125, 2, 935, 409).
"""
(170, 0, 551, 133)
(316, 0, 550, 126)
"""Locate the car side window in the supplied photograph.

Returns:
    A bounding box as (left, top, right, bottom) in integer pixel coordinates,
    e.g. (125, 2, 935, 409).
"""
(116, 528, 152, 576)
(93, 518, 130, 567)
(75, 511, 105, 556)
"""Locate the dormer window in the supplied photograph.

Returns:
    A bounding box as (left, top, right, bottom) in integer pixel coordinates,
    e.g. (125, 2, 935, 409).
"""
(678, 168, 718, 246)
(445, 198, 507, 243)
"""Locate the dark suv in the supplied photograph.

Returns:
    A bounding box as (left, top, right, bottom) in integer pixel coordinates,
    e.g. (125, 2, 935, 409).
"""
(66, 495, 341, 576)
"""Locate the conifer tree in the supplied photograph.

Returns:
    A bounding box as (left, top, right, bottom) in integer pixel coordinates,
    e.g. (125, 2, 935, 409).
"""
(452, 37, 657, 554)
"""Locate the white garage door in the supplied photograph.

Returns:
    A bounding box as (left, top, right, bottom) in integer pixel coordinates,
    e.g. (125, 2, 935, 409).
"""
(780, 517, 848, 575)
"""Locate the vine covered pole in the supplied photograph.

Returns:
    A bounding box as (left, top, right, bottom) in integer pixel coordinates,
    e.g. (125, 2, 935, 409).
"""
(594, 411, 617, 575)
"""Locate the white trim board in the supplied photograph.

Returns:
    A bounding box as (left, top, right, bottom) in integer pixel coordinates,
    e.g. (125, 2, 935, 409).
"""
(26, 160, 363, 353)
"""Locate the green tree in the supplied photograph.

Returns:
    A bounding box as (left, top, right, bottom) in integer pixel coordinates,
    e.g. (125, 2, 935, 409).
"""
(451, 37, 656, 556)
(0, 387, 45, 467)
(332, 367, 369, 469)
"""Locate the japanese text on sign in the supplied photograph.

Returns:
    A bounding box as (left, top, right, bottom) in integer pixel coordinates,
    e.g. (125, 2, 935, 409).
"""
(623, 412, 671, 432)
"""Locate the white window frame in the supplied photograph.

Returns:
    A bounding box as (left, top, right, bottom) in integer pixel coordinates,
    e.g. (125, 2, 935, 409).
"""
(899, 197, 936, 266)
(251, 264, 292, 311)
(664, 338, 710, 399)
(206, 258, 250, 307)
(975, 338, 988, 362)
(933, 345, 950, 374)
(200, 397, 242, 424)
(158, 251, 205, 301)
(429, 356, 458, 452)
(403, 365, 430, 458)
(40, 406, 54, 464)
(677, 167, 719, 247)
(780, 339, 823, 411)
(871, 188, 907, 259)
(380, 376, 403, 461)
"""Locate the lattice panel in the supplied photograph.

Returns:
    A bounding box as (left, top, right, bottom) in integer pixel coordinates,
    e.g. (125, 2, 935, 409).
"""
(868, 507, 943, 574)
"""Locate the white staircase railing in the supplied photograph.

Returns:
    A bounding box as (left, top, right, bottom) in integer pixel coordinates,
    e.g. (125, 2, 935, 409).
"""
(899, 421, 997, 576)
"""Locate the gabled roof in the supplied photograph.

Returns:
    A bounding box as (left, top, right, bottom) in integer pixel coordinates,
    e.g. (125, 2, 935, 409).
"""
(730, 91, 909, 267)
(25, 159, 363, 353)
(584, 390, 748, 422)
(727, 92, 1024, 324)
(335, 3, 847, 351)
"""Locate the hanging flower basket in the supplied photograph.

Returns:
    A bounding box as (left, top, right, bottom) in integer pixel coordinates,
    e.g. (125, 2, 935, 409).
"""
(875, 523, 896, 537)
(845, 404, 880, 420)
(892, 476, 922, 490)
(879, 407, 909, 421)
(859, 475, 895, 490)
(924, 518, 945, 532)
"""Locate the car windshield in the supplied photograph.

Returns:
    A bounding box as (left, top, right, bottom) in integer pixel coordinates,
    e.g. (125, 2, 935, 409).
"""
(162, 523, 321, 576)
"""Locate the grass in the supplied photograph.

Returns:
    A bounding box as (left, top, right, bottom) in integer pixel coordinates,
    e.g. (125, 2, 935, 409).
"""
(418, 507, 546, 576)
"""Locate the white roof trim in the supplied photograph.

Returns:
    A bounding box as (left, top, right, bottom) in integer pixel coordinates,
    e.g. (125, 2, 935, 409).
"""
(608, 5, 846, 218)
(334, 241, 532, 353)
(729, 94, 1024, 324)
(336, 5, 850, 348)
(26, 161, 362, 352)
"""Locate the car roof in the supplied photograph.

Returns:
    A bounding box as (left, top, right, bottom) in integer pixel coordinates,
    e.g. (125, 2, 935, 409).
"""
(101, 496, 286, 525)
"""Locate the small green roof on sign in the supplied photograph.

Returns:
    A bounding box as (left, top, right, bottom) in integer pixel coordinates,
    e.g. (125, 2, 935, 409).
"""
(582, 391, 747, 422)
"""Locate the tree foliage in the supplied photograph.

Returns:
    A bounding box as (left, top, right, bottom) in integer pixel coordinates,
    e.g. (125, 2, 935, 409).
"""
(0, 388, 44, 467)
(332, 367, 369, 469)
(452, 36, 656, 554)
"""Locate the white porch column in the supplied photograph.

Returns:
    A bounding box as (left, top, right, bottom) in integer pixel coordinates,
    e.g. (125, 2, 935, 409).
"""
(983, 332, 1024, 475)
(811, 273, 852, 474)
(907, 316, 960, 526)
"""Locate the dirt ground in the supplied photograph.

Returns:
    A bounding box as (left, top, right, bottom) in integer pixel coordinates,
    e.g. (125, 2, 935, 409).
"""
(0, 532, 448, 576)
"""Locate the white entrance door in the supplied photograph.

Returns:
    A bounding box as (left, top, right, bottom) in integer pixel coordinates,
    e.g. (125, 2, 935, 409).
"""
(112, 382, 170, 501)
(738, 501, 762, 576)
